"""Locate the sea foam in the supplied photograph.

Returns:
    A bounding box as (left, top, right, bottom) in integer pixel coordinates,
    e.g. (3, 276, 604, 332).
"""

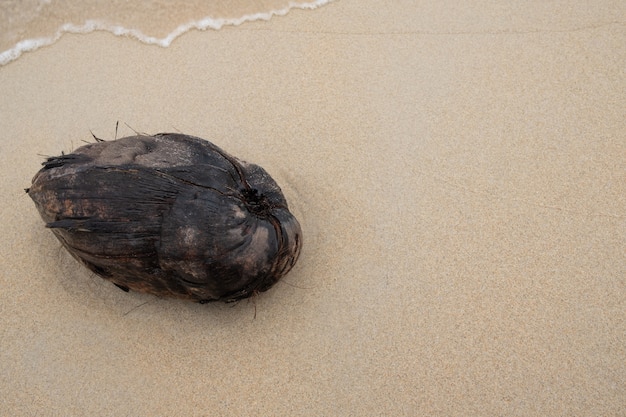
(0, 0, 334, 66)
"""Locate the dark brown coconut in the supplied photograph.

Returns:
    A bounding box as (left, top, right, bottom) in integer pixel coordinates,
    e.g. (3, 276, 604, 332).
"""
(27, 133, 302, 303)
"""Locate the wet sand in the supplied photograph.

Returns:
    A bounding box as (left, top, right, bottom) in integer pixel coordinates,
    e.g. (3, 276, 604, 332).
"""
(1, 1, 625, 415)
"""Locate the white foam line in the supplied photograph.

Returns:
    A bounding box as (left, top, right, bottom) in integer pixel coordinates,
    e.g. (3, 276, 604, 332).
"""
(0, 0, 334, 66)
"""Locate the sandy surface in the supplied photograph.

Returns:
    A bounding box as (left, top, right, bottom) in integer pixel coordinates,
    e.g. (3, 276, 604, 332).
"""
(1, 1, 625, 415)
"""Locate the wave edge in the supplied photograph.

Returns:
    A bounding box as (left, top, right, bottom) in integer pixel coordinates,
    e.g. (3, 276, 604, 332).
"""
(0, 0, 334, 66)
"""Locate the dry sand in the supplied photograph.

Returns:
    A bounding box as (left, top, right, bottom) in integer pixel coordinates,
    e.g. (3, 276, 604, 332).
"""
(1, 1, 625, 415)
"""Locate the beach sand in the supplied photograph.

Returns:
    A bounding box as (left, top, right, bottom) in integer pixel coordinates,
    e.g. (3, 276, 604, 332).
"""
(1, 1, 625, 415)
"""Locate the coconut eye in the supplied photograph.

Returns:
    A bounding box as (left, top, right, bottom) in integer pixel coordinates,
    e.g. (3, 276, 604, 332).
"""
(240, 188, 272, 217)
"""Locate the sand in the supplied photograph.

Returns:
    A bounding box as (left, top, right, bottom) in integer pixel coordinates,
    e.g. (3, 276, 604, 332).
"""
(1, 1, 625, 415)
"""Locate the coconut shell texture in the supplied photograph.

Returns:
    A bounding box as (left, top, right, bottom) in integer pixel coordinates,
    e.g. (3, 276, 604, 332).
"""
(27, 133, 302, 303)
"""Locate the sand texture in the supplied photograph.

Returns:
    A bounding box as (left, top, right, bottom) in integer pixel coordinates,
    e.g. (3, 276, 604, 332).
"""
(1, 1, 625, 415)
